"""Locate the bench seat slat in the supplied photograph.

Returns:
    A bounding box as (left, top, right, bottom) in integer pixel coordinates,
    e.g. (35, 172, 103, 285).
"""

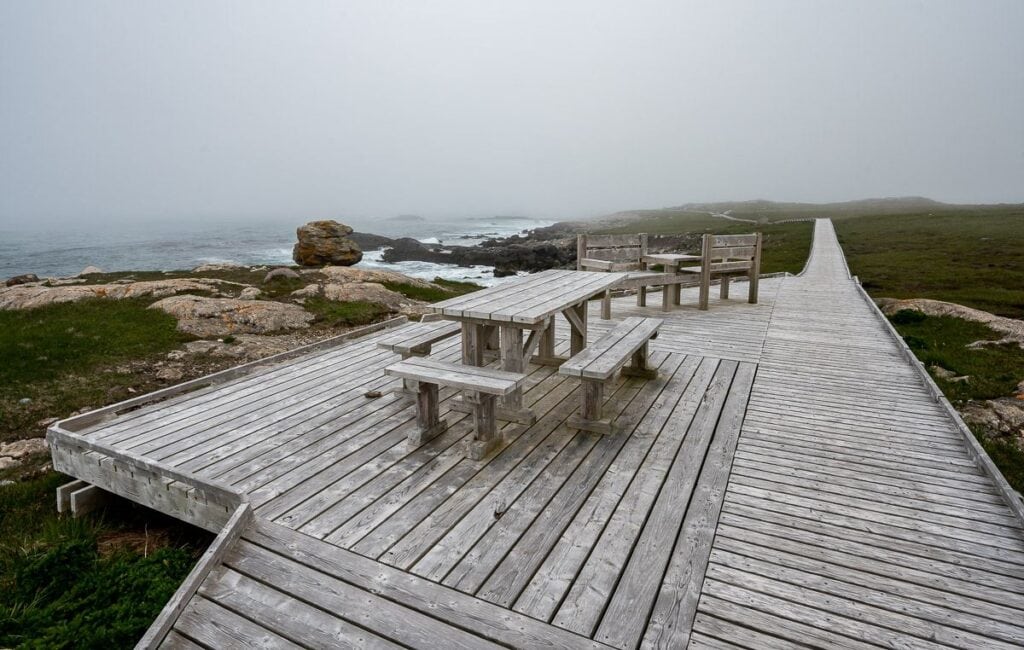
(377, 321, 461, 355)
(678, 261, 753, 274)
(385, 358, 525, 396)
(560, 317, 662, 380)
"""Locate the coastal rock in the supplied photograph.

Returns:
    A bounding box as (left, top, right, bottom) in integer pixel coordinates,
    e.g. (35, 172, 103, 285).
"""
(323, 282, 416, 311)
(320, 266, 435, 289)
(264, 267, 301, 283)
(155, 365, 185, 382)
(238, 287, 261, 300)
(149, 294, 314, 336)
(193, 262, 247, 272)
(181, 334, 301, 361)
(293, 220, 363, 267)
(5, 273, 39, 287)
(877, 298, 1024, 347)
(78, 265, 104, 276)
(0, 437, 48, 460)
(291, 284, 322, 298)
(0, 285, 101, 310)
(0, 278, 220, 310)
(961, 398, 1024, 441)
(0, 278, 224, 311)
(380, 238, 574, 276)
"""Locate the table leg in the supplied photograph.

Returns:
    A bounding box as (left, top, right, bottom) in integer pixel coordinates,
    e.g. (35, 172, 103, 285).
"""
(671, 262, 679, 305)
(498, 325, 536, 425)
(462, 322, 484, 366)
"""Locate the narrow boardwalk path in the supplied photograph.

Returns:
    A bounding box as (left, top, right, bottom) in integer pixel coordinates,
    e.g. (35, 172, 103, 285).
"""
(687, 220, 1024, 649)
(48, 220, 1024, 648)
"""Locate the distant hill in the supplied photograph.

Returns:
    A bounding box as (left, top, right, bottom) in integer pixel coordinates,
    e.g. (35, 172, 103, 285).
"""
(674, 197, 947, 215)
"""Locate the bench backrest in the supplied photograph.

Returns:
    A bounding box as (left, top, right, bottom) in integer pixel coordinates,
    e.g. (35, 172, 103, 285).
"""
(576, 233, 648, 272)
(701, 233, 763, 270)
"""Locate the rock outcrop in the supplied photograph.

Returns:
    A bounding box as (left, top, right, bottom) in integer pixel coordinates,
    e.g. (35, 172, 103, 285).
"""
(380, 237, 574, 277)
(5, 273, 38, 287)
(323, 282, 417, 312)
(264, 267, 301, 282)
(149, 294, 314, 336)
(293, 220, 362, 267)
(320, 265, 435, 288)
(877, 298, 1024, 347)
(0, 278, 227, 310)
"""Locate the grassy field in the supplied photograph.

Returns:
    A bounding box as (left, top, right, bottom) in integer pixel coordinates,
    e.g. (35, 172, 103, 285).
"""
(0, 299, 194, 446)
(833, 207, 1024, 318)
(0, 473, 209, 648)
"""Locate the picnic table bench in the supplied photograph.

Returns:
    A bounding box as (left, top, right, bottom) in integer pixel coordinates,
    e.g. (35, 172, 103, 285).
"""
(577, 233, 701, 318)
(385, 357, 527, 460)
(376, 319, 462, 394)
(429, 269, 627, 424)
(559, 316, 662, 434)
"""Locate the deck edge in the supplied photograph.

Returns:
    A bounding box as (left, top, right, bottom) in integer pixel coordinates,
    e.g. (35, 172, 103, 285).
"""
(135, 503, 253, 650)
(851, 277, 1024, 528)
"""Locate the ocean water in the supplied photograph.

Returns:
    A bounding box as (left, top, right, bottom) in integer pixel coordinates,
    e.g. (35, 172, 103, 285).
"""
(0, 215, 554, 286)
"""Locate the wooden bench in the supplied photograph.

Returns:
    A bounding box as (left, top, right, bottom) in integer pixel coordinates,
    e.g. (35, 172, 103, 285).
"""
(559, 316, 662, 434)
(377, 319, 462, 394)
(678, 233, 762, 310)
(385, 357, 527, 460)
(577, 233, 699, 319)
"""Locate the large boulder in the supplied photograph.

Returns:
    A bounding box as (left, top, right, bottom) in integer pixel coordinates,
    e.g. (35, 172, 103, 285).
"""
(293, 220, 362, 267)
(149, 294, 314, 336)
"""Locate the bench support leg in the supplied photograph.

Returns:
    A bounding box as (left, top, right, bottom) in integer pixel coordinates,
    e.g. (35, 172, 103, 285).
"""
(720, 275, 730, 299)
(637, 285, 646, 307)
(395, 346, 432, 396)
(468, 393, 501, 460)
(601, 290, 611, 320)
(567, 380, 614, 435)
(662, 284, 672, 312)
(698, 275, 710, 311)
(621, 341, 658, 380)
(410, 382, 448, 445)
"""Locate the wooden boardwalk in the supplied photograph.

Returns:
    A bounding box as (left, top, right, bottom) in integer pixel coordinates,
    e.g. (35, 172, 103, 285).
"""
(48, 220, 1024, 649)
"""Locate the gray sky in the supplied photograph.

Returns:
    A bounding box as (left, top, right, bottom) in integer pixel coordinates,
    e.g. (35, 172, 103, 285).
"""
(1, 1, 1022, 225)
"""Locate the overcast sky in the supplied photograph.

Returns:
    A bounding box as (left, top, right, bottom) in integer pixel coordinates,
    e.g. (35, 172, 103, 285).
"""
(1, 1, 1022, 225)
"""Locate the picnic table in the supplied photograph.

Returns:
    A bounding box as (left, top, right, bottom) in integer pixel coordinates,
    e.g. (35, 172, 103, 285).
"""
(430, 269, 627, 423)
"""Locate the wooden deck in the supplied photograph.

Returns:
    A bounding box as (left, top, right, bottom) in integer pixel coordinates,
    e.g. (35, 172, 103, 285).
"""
(48, 220, 1024, 649)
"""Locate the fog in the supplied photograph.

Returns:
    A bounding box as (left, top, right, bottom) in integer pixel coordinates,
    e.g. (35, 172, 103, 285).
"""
(1, 1, 1022, 227)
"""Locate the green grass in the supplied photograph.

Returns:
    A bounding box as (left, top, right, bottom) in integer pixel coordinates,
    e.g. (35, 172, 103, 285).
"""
(888, 311, 1024, 402)
(382, 278, 482, 303)
(0, 300, 194, 444)
(0, 473, 209, 648)
(303, 299, 390, 327)
(977, 433, 1024, 494)
(0, 299, 190, 388)
(834, 208, 1024, 318)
